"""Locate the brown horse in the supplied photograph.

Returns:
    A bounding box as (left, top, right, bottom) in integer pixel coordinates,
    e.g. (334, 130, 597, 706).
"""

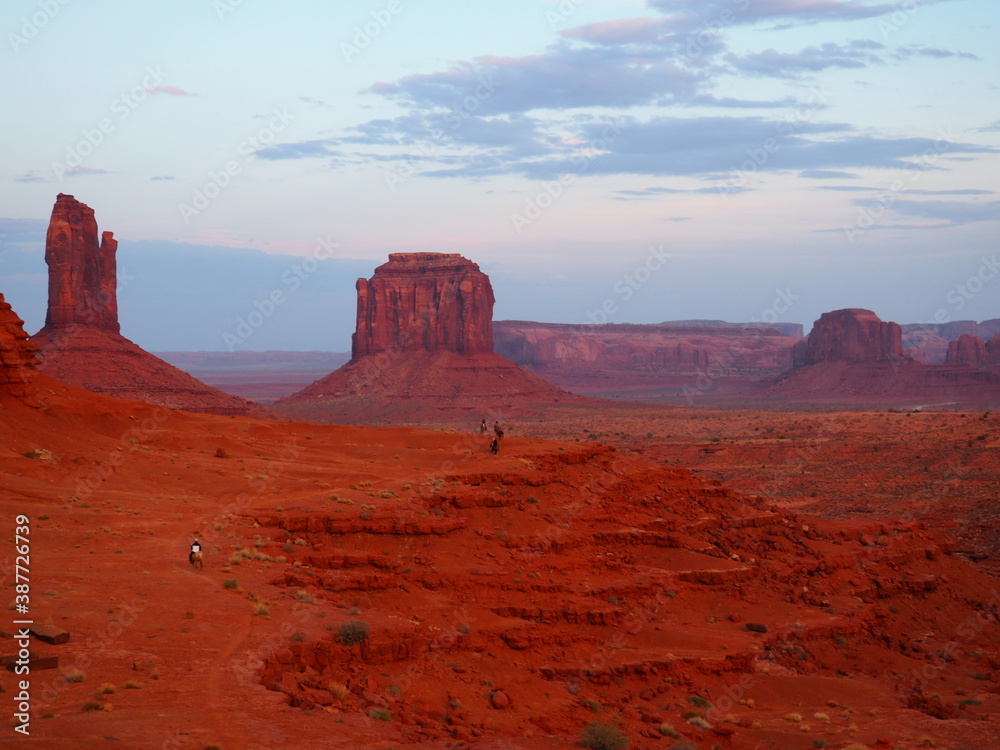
(189, 550, 203, 572)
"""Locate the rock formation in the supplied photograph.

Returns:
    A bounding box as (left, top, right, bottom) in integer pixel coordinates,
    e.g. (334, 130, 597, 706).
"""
(946, 333, 989, 366)
(494, 320, 798, 398)
(793, 308, 906, 366)
(43, 193, 120, 332)
(352, 252, 494, 360)
(902, 319, 1000, 363)
(0, 293, 39, 400)
(274, 253, 580, 424)
(32, 195, 274, 418)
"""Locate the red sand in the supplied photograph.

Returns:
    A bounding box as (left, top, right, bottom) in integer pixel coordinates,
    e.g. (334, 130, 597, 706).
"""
(2, 374, 998, 749)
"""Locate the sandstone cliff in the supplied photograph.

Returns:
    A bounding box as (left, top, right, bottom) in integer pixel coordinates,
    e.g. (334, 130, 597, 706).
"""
(32, 195, 274, 418)
(793, 308, 906, 366)
(44, 193, 120, 332)
(494, 320, 798, 397)
(0, 293, 39, 400)
(352, 252, 494, 360)
(276, 253, 578, 424)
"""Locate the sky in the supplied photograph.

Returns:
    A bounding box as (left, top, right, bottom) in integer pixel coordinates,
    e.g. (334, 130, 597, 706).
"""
(1, 0, 998, 352)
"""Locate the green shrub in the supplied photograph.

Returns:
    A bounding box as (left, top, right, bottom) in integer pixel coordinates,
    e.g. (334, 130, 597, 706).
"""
(580, 720, 628, 750)
(222, 578, 238, 589)
(337, 620, 370, 645)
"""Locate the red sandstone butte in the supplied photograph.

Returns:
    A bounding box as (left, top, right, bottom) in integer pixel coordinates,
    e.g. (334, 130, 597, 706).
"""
(0, 292, 39, 400)
(352, 252, 495, 359)
(793, 308, 906, 366)
(44, 193, 120, 332)
(275, 252, 580, 424)
(946, 333, 990, 367)
(32, 195, 274, 418)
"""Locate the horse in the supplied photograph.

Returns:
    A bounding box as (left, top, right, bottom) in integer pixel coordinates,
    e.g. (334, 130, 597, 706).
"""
(493, 423, 504, 440)
(489, 437, 500, 455)
(189, 549, 203, 572)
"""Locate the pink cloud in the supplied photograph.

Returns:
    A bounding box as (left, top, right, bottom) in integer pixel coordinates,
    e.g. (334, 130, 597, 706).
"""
(561, 17, 672, 45)
(148, 85, 195, 96)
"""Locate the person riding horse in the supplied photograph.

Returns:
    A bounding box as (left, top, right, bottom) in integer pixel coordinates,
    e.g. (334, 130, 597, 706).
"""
(493, 422, 504, 440)
(189, 539, 203, 571)
(489, 437, 500, 454)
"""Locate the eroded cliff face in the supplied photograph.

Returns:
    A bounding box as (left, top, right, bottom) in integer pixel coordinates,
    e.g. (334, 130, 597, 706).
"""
(945, 333, 1000, 369)
(352, 253, 495, 360)
(793, 308, 906, 366)
(0, 293, 38, 399)
(43, 193, 119, 332)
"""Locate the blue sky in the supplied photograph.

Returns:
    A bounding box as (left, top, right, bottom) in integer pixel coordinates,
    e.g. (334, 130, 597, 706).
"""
(1, 0, 998, 351)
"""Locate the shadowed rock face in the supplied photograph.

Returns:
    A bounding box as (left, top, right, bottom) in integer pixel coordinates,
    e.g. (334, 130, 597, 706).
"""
(44, 193, 119, 332)
(793, 308, 906, 366)
(0, 293, 38, 399)
(352, 252, 495, 360)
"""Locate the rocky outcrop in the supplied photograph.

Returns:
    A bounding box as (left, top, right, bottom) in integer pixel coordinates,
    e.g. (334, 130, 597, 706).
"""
(945, 334, 989, 366)
(793, 309, 906, 366)
(0, 293, 38, 400)
(494, 321, 799, 396)
(945, 333, 1000, 369)
(43, 193, 119, 332)
(901, 320, 1000, 363)
(275, 253, 579, 424)
(352, 253, 494, 360)
(32, 195, 274, 418)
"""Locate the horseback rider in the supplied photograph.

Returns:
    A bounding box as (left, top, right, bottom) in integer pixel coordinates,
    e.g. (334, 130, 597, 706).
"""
(480, 419, 488, 434)
(490, 436, 499, 455)
(189, 538, 202, 564)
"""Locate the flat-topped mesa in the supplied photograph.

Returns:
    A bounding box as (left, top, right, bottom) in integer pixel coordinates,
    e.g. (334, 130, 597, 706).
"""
(44, 193, 119, 332)
(793, 308, 906, 366)
(0, 293, 38, 399)
(352, 252, 495, 360)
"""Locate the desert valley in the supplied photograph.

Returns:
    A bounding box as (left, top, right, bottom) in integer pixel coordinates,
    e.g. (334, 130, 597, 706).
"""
(0, 195, 997, 750)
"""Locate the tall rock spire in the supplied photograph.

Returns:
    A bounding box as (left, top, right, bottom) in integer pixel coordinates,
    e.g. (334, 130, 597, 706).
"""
(43, 193, 119, 332)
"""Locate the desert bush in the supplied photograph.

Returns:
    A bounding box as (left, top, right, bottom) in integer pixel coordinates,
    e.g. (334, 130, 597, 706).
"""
(367, 706, 391, 721)
(659, 723, 681, 739)
(580, 720, 628, 750)
(337, 620, 370, 645)
(784, 712, 803, 722)
(687, 716, 711, 729)
(65, 669, 85, 683)
(687, 695, 711, 709)
(82, 701, 101, 712)
(222, 578, 238, 589)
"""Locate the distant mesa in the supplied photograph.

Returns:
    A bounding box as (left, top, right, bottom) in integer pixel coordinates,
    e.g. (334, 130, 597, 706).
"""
(274, 252, 580, 424)
(902, 320, 1000, 363)
(768, 308, 1000, 404)
(792, 308, 907, 367)
(31, 194, 274, 418)
(0, 293, 40, 401)
(494, 320, 799, 398)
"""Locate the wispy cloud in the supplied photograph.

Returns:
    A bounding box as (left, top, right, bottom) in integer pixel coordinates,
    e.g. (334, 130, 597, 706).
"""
(148, 85, 195, 96)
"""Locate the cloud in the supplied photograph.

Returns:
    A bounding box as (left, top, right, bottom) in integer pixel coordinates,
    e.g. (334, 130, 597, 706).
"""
(14, 171, 47, 183)
(150, 175, 175, 181)
(883, 199, 1000, 225)
(727, 40, 884, 78)
(977, 120, 1000, 132)
(893, 45, 979, 61)
(255, 139, 340, 160)
(615, 186, 742, 199)
(64, 166, 112, 177)
(799, 169, 859, 178)
(147, 85, 194, 96)
(647, 0, 951, 30)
